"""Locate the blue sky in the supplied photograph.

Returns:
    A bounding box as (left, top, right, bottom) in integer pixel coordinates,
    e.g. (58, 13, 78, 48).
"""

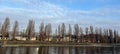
(0, 0, 120, 33)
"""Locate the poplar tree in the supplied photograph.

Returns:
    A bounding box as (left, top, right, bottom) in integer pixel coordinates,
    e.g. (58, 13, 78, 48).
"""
(74, 24, 79, 42)
(58, 25, 61, 41)
(61, 23, 66, 41)
(95, 27, 99, 42)
(80, 27, 83, 42)
(26, 20, 35, 40)
(39, 22, 44, 41)
(90, 26, 93, 34)
(45, 23, 52, 41)
(85, 27, 88, 35)
(12, 20, 19, 40)
(68, 24, 72, 42)
(114, 30, 117, 43)
(109, 29, 113, 43)
(1, 17, 10, 40)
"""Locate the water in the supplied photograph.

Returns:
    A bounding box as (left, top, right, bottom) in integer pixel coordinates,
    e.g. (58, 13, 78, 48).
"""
(0, 46, 120, 54)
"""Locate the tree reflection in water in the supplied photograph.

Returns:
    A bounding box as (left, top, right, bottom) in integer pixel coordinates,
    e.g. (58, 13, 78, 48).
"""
(0, 46, 120, 54)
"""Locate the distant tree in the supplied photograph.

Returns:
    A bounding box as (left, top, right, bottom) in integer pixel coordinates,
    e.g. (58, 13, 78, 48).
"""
(90, 26, 94, 34)
(68, 24, 72, 42)
(80, 27, 83, 42)
(1, 17, 10, 40)
(107, 29, 109, 36)
(115, 31, 119, 43)
(12, 20, 19, 40)
(74, 24, 79, 42)
(39, 22, 44, 41)
(99, 28, 102, 35)
(103, 29, 109, 43)
(109, 29, 113, 43)
(79, 27, 83, 36)
(20, 29, 26, 37)
(89, 26, 95, 42)
(47, 23, 52, 37)
(61, 23, 66, 38)
(85, 27, 88, 35)
(58, 24, 61, 41)
(45, 23, 52, 41)
(26, 20, 35, 40)
(45, 25, 48, 36)
(114, 30, 117, 43)
(98, 28, 103, 43)
(95, 27, 99, 42)
(55, 28, 58, 36)
(58, 25, 61, 36)
(95, 27, 98, 35)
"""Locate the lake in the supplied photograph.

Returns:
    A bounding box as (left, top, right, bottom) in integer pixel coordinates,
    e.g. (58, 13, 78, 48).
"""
(0, 46, 120, 54)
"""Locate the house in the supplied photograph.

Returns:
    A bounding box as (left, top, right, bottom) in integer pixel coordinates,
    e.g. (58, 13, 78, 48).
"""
(62, 36, 70, 42)
(0, 34, 10, 40)
(15, 36, 26, 40)
(44, 36, 53, 41)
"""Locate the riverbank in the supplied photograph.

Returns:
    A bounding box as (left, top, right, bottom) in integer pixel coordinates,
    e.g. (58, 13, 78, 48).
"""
(0, 40, 119, 47)
(1, 43, 113, 47)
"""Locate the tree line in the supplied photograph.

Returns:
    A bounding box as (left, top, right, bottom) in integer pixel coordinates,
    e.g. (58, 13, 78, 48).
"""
(0, 17, 120, 43)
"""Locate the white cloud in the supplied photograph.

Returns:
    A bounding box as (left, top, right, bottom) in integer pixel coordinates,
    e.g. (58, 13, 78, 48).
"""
(0, 0, 120, 32)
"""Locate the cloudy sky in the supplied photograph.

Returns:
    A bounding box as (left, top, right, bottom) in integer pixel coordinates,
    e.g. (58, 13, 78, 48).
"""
(0, 0, 120, 33)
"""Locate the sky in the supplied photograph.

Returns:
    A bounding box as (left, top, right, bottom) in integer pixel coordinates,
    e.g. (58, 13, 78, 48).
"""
(0, 0, 120, 33)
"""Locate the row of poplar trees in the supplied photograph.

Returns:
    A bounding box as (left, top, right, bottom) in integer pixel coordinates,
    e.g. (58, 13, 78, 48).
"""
(0, 18, 119, 43)
(0, 18, 52, 41)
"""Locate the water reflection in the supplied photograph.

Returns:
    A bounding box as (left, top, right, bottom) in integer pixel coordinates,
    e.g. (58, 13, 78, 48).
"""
(0, 46, 120, 54)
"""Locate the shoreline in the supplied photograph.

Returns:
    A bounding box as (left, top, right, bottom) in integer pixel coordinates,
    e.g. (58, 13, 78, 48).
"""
(0, 40, 120, 47)
(1, 43, 120, 47)
(1, 44, 113, 47)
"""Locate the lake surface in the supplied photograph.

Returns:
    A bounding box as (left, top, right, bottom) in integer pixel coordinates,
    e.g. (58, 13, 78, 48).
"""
(0, 46, 120, 54)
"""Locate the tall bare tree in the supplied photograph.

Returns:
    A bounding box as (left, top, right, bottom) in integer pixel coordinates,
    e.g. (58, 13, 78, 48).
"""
(80, 27, 83, 42)
(109, 29, 113, 43)
(90, 26, 94, 34)
(99, 28, 102, 35)
(68, 24, 72, 42)
(74, 24, 79, 42)
(45, 25, 48, 36)
(90, 26, 95, 42)
(85, 27, 88, 35)
(12, 20, 19, 40)
(61, 23, 66, 41)
(58, 24, 61, 41)
(61, 23, 66, 37)
(95, 27, 99, 35)
(45, 23, 52, 41)
(79, 27, 83, 36)
(114, 30, 117, 43)
(98, 28, 103, 43)
(1, 17, 10, 40)
(47, 23, 52, 37)
(95, 27, 99, 42)
(39, 22, 44, 41)
(26, 20, 35, 40)
(103, 29, 107, 43)
(85, 27, 89, 42)
(55, 28, 58, 36)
